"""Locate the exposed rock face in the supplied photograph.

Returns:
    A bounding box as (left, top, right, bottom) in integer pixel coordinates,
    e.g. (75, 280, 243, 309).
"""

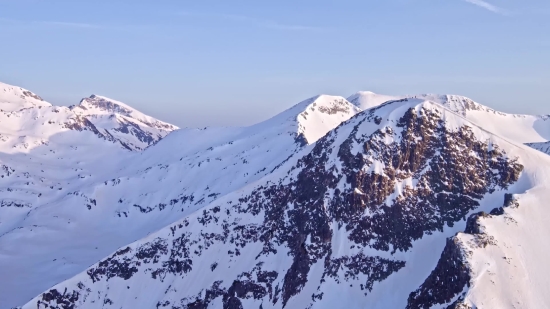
(21, 101, 524, 309)
(62, 115, 137, 150)
(21, 90, 44, 101)
(406, 237, 470, 309)
(334, 105, 522, 253)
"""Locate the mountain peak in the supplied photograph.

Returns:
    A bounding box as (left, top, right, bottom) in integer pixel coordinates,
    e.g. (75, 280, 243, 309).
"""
(295, 95, 362, 143)
(0, 81, 52, 111)
(347, 91, 501, 117)
(415, 94, 497, 115)
(255, 94, 361, 145)
(73, 94, 178, 131)
(76, 94, 145, 117)
(347, 91, 402, 110)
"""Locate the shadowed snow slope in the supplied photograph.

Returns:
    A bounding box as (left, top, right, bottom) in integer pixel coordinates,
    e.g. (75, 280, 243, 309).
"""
(526, 140, 550, 155)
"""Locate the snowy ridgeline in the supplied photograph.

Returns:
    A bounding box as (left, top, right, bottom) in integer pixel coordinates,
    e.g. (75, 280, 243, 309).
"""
(1, 81, 550, 309)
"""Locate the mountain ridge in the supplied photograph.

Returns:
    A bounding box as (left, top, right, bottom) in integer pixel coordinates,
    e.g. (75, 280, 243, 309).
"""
(1, 81, 550, 309)
(15, 97, 536, 309)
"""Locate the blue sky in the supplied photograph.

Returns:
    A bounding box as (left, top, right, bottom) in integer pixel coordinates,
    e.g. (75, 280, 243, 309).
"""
(1, 0, 549, 127)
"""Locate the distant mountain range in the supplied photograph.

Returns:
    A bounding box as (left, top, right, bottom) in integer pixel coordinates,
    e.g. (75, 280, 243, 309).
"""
(1, 81, 550, 309)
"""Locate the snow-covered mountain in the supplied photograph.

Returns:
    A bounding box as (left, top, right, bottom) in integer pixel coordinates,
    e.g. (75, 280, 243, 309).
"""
(2, 82, 550, 309)
(70, 95, 178, 150)
(0, 82, 178, 152)
(348, 91, 550, 149)
(0, 82, 51, 111)
(0, 88, 361, 308)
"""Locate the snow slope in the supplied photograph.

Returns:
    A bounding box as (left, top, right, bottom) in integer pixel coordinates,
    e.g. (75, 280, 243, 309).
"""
(425, 94, 550, 145)
(18, 97, 547, 309)
(453, 179, 550, 308)
(347, 91, 402, 110)
(0, 82, 51, 111)
(0, 90, 360, 308)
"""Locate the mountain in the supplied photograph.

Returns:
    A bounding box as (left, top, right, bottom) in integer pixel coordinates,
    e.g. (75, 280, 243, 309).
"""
(0, 82, 51, 111)
(70, 95, 178, 150)
(0, 82, 179, 308)
(0, 82, 178, 152)
(347, 91, 402, 110)
(12, 96, 550, 309)
(348, 91, 550, 151)
(420, 94, 550, 146)
(0, 89, 361, 309)
(2, 83, 550, 309)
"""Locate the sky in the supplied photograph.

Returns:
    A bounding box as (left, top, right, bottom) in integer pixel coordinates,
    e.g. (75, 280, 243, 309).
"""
(0, 0, 549, 127)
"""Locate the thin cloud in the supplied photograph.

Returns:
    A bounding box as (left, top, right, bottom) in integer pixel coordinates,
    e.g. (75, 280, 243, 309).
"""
(178, 11, 326, 32)
(262, 21, 322, 31)
(0, 17, 102, 29)
(0, 18, 154, 32)
(462, 0, 506, 14)
(0, 17, 17, 23)
(37, 21, 101, 29)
